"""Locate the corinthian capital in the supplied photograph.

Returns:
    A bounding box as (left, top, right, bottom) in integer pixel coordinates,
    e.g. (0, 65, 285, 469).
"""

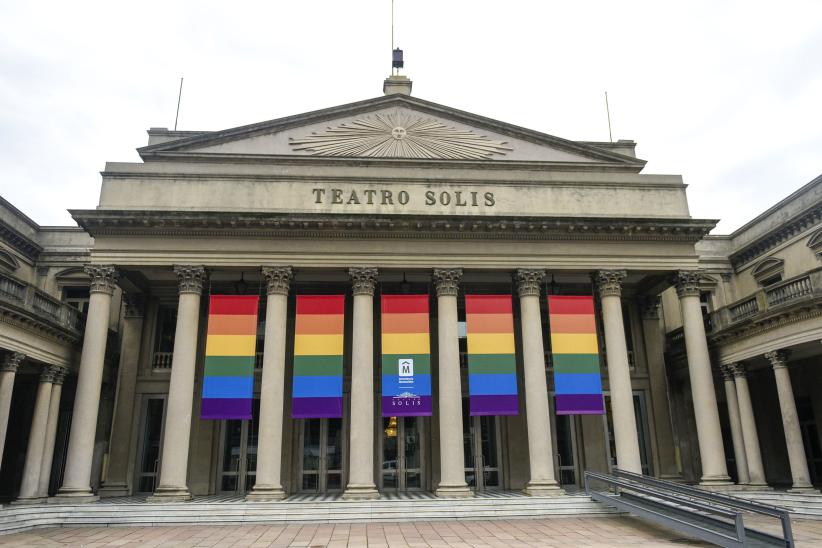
(123, 293, 145, 318)
(84, 265, 118, 295)
(728, 362, 747, 378)
(718, 363, 735, 380)
(595, 270, 627, 299)
(173, 265, 207, 295)
(262, 266, 293, 296)
(433, 268, 462, 297)
(515, 269, 545, 298)
(765, 350, 789, 370)
(673, 271, 701, 299)
(1, 352, 25, 373)
(51, 366, 68, 386)
(349, 267, 378, 296)
(638, 295, 661, 320)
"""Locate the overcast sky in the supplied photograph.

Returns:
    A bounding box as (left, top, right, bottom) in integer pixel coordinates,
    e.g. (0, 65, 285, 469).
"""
(1, 1, 820, 233)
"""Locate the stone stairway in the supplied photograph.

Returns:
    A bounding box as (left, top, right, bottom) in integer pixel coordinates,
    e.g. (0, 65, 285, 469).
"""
(737, 490, 822, 520)
(0, 492, 618, 535)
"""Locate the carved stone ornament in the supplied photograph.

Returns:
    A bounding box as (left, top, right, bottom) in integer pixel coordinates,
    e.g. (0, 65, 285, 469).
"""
(173, 265, 207, 295)
(39, 364, 59, 384)
(515, 269, 545, 298)
(674, 271, 702, 299)
(349, 267, 379, 296)
(1, 352, 25, 373)
(51, 366, 68, 386)
(765, 350, 789, 370)
(729, 362, 747, 378)
(595, 270, 627, 299)
(290, 110, 513, 160)
(261, 266, 293, 296)
(84, 265, 118, 295)
(638, 295, 661, 320)
(433, 268, 463, 297)
(123, 293, 145, 318)
(718, 363, 735, 380)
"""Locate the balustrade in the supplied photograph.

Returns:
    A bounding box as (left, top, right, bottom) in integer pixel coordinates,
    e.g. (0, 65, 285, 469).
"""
(0, 271, 83, 334)
(766, 275, 813, 306)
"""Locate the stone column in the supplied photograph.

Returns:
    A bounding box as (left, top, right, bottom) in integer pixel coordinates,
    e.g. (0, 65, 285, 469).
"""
(0, 352, 24, 469)
(517, 269, 563, 495)
(766, 350, 817, 492)
(433, 268, 471, 498)
(148, 265, 206, 502)
(100, 294, 145, 497)
(38, 367, 67, 497)
(729, 363, 767, 487)
(247, 266, 292, 501)
(343, 267, 381, 500)
(719, 364, 749, 485)
(596, 270, 642, 475)
(16, 365, 57, 502)
(57, 265, 118, 501)
(639, 296, 680, 479)
(674, 271, 730, 486)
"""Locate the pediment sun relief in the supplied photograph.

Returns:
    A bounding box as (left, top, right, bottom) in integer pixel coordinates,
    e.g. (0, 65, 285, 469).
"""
(289, 111, 513, 160)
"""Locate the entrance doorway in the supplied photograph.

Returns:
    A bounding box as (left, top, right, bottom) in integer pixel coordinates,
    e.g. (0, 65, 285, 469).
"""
(462, 400, 503, 491)
(217, 399, 260, 494)
(135, 396, 166, 495)
(604, 392, 652, 475)
(298, 418, 344, 493)
(380, 416, 424, 492)
(555, 414, 579, 487)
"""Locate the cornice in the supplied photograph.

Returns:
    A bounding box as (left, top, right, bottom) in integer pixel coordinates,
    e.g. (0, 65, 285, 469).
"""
(0, 302, 82, 345)
(0, 218, 43, 261)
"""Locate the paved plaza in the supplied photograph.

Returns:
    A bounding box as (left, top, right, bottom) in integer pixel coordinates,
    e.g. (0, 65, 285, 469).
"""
(1, 516, 821, 548)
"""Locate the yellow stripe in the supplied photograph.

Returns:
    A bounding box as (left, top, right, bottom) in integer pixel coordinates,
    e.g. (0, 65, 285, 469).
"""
(381, 333, 430, 354)
(294, 334, 344, 356)
(206, 335, 256, 356)
(467, 333, 515, 354)
(550, 333, 599, 354)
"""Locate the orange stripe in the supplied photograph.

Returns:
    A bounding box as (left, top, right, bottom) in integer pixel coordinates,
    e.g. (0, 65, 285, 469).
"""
(466, 313, 514, 334)
(549, 313, 596, 334)
(207, 314, 257, 336)
(296, 314, 344, 334)
(381, 313, 429, 334)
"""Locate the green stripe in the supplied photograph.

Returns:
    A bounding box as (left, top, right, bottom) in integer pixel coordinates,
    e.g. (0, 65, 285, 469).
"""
(381, 354, 430, 375)
(553, 353, 600, 374)
(467, 354, 516, 374)
(205, 359, 254, 377)
(293, 355, 343, 376)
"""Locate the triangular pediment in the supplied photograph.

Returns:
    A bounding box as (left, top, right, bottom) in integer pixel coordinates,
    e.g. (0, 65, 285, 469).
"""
(139, 95, 644, 168)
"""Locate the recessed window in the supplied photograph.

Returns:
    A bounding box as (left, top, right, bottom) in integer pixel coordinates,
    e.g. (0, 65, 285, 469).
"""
(751, 257, 785, 287)
(63, 286, 90, 315)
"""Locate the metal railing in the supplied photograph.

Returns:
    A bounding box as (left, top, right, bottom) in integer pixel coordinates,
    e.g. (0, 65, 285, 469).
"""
(0, 271, 83, 335)
(585, 469, 794, 547)
(153, 351, 265, 370)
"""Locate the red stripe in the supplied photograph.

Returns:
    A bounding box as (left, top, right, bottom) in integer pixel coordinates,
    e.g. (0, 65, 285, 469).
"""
(548, 295, 595, 315)
(381, 294, 429, 314)
(296, 295, 345, 315)
(465, 295, 512, 314)
(209, 295, 260, 315)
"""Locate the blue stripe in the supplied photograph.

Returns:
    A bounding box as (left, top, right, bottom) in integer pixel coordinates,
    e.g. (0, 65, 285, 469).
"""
(202, 376, 253, 399)
(555, 373, 602, 395)
(293, 375, 343, 398)
(468, 373, 517, 396)
(381, 374, 432, 397)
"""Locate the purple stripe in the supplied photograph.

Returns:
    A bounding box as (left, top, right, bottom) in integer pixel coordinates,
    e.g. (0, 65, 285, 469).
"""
(292, 397, 343, 418)
(469, 395, 519, 416)
(201, 398, 252, 420)
(555, 394, 605, 415)
(381, 395, 432, 417)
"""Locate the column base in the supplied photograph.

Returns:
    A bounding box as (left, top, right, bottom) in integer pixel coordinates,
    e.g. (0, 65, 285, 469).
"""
(697, 476, 736, 492)
(341, 484, 381, 500)
(53, 486, 100, 503)
(435, 484, 473, 498)
(146, 486, 193, 503)
(98, 482, 130, 498)
(743, 482, 772, 491)
(788, 486, 821, 494)
(246, 485, 287, 501)
(523, 480, 565, 497)
(11, 496, 48, 505)
(659, 473, 685, 482)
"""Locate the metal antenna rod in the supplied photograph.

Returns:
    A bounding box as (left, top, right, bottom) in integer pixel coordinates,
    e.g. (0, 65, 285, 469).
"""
(174, 77, 184, 131)
(391, 0, 395, 74)
(605, 91, 613, 143)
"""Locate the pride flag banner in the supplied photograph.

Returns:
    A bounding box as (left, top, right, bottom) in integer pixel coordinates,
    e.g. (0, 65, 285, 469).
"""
(292, 295, 344, 418)
(548, 295, 605, 415)
(466, 295, 519, 416)
(202, 295, 259, 420)
(381, 295, 432, 416)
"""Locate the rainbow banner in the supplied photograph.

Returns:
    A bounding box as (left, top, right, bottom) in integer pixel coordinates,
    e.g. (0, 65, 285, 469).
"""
(466, 295, 518, 416)
(202, 295, 259, 420)
(292, 295, 344, 418)
(381, 295, 432, 416)
(548, 295, 605, 415)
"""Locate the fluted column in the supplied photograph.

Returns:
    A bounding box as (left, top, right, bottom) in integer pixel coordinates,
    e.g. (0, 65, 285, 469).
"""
(0, 352, 24, 469)
(58, 265, 118, 501)
(433, 268, 471, 497)
(100, 294, 145, 497)
(38, 367, 67, 497)
(766, 351, 817, 492)
(16, 365, 58, 502)
(719, 364, 749, 485)
(517, 269, 562, 495)
(247, 267, 293, 501)
(596, 270, 642, 475)
(148, 265, 206, 502)
(674, 271, 730, 486)
(729, 363, 767, 487)
(343, 267, 380, 500)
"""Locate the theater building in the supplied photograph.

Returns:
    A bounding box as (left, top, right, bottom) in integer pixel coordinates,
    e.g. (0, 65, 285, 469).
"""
(0, 75, 820, 504)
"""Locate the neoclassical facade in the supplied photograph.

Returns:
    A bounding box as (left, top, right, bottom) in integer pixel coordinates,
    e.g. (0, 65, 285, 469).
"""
(1, 77, 820, 504)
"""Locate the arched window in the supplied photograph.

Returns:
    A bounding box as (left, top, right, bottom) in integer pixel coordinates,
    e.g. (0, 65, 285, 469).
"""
(751, 257, 785, 286)
(0, 249, 20, 272)
(808, 228, 822, 258)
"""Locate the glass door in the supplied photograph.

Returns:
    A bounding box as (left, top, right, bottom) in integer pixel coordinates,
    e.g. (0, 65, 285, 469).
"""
(462, 400, 502, 491)
(380, 416, 424, 492)
(217, 400, 260, 494)
(298, 418, 344, 493)
(135, 397, 166, 494)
